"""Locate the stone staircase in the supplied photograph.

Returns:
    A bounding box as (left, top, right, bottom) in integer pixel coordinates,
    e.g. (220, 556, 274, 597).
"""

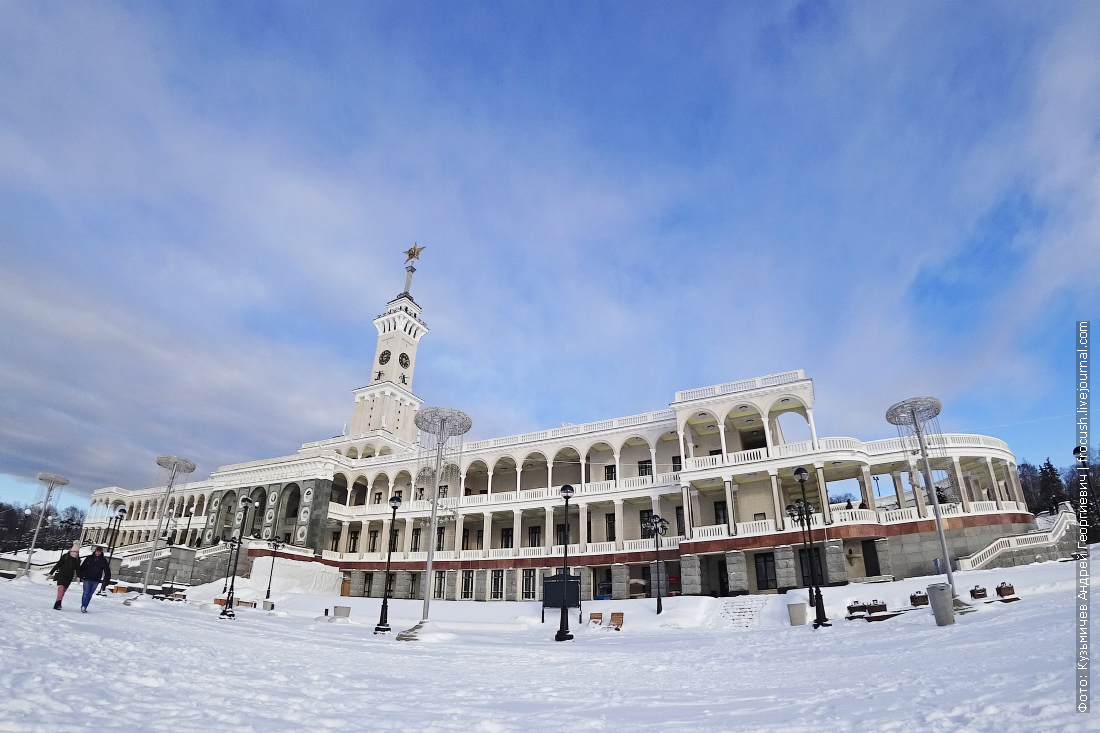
(711, 594, 772, 630)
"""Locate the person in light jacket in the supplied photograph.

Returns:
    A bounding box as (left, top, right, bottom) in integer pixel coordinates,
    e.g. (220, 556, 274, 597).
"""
(48, 542, 82, 610)
(77, 546, 111, 613)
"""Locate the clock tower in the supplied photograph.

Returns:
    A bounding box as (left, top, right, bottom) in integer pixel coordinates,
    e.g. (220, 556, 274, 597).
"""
(347, 247, 429, 444)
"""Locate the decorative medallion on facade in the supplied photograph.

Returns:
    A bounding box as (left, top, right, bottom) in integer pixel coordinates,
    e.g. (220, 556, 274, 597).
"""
(379, 350, 391, 365)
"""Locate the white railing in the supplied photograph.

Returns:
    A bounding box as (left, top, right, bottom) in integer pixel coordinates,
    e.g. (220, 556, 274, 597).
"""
(686, 455, 723, 470)
(735, 519, 776, 535)
(818, 437, 862, 452)
(194, 544, 231, 560)
(970, 501, 998, 513)
(519, 488, 552, 501)
(489, 548, 513, 558)
(433, 551, 456, 560)
(655, 472, 680, 485)
(727, 448, 767, 466)
(406, 552, 427, 561)
(830, 509, 877, 525)
(938, 503, 962, 517)
(621, 476, 652, 489)
(674, 370, 804, 402)
(464, 409, 677, 452)
(957, 512, 1074, 571)
(623, 538, 656, 551)
(691, 524, 730, 540)
(321, 550, 339, 560)
(460, 494, 489, 506)
(662, 535, 683, 549)
(586, 541, 616, 554)
(1001, 501, 1019, 512)
(581, 480, 614, 495)
(491, 492, 517, 503)
(518, 546, 544, 557)
(879, 507, 919, 524)
(771, 440, 814, 458)
(460, 549, 483, 559)
(549, 544, 581, 556)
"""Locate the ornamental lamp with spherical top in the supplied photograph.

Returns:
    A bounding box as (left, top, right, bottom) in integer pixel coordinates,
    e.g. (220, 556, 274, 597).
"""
(794, 466, 809, 483)
(389, 494, 401, 510)
(560, 485, 575, 500)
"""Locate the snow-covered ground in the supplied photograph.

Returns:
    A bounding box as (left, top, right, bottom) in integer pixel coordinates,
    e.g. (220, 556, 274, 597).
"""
(0, 550, 1089, 732)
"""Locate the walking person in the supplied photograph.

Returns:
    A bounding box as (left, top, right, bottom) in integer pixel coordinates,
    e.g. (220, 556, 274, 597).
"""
(48, 542, 82, 610)
(78, 546, 111, 613)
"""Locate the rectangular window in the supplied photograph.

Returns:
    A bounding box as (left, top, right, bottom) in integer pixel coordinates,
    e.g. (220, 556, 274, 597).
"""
(528, 525, 541, 548)
(709, 449, 722, 456)
(410, 573, 420, 600)
(500, 527, 513, 549)
(461, 570, 474, 599)
(410, 527, 421, 553)
(755, 552, 778, 591)
(586, 516, 591, 543)
(438, 485, 448, 498)
(754, 512, 766, 521)
(385, 572, 395, 596)
(436, 526, 446, 552)
(714, 501, 728, 526)
(330, 532, 340, 551)
(462, 528, 470, 551)
(365, 573, 374, 597)
(638, 459, 653, 477)
(373, 492, 382, 504)
(348, 530, 360, 553)
(393, 490, 402, 502)
(604, 464, 616, 481)
(672, 455, 682, 473)
(675, 506, 685, 537)
(605, 514, 616, 542)
(368, 530, 379, 553)
(556, 523, 568, 546)
(639, 509, 653, 539)
(476, 529, 484, 550)
(522, 569, 536, 600)
(491, 569, 504, 600)
(388, 527, 398, 552)
(433, 570, 445, 599)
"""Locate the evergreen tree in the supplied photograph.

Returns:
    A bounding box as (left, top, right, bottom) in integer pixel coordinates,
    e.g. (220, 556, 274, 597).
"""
(1038, 458, 1066, 513)
(1016, 462, 1042, 511)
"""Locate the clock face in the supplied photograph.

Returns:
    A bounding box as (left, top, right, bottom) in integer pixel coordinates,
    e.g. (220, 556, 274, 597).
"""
(398, 353, 410, 368)
(378, 350, 391, 365)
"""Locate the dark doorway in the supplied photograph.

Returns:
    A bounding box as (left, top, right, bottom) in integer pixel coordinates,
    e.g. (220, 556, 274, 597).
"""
(755, 552, 777, 590)
(861, 540, 881, 577)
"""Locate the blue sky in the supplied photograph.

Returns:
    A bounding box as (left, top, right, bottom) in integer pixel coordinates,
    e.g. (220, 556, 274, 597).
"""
(1, 1, 1097, 508)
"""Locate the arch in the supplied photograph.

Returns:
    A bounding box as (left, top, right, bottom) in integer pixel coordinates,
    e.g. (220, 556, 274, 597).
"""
(462, 459, 490, 496)
(194, 495, 206, 517)
(378, 446, 392, 456)
(519, 451, 549, 491)
(246, 487, 267, 537)
(681, 408, 724, 459)
(369, 474, 390, 504)
(617, 436, 653, 479)
(583, 441, 616, 483)
(330, 473, 349, 505)
(275, 484, 301, 542)
(346, 447, 359, 459)
(361, 444, 376, 458)
(213, 490, 237, 541)
(350, 475, 369, 506)
(551, 447, 582, 487)
(765, 394, 813, 447)
(721, 402, 767, 453)
(392, 470, 413, 502)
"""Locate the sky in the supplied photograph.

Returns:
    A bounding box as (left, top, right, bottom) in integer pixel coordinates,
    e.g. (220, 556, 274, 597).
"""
(0, 1, 1098, 508)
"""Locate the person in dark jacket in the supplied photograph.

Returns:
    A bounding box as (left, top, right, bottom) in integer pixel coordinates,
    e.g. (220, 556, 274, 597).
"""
(78, 546, 111, 613)
(49, 542, 82, 610)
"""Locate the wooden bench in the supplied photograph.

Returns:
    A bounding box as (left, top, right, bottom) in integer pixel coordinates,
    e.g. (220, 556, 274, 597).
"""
(588, 612, 603, 627)
(609, 612, 624, 630)
(996, 583, 1015, 598)
(214, 597, 227, 606)
(235, 599, 256, 608)
(969, 586, 988, 600)
(111, 585, 129, 594)
(909, 592, 929, 607)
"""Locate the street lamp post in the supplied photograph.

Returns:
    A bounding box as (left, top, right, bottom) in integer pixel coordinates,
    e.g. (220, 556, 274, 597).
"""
(555, 485, 575, 642)
(376, 494, 403, 633)
(182, 505, 196, 548)
(643, 514, 670, 615)
(24, 473, 68, 576)
(220, 497, 252, 620)
(266, 537, 285, 600)
(141, 455, 195, 596)
(790, 466, 830, 629)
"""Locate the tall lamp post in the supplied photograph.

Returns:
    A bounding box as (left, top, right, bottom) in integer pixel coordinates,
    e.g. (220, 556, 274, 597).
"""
(142, 455, 195, 596)
(555, 485, 575, 642)
(24, 473, 68, 576)
(220, 497, 252, 620)
(789, 466, 829, 628)
(375, 494, 402, 634)
(643, 514, 669, 615)
(182, 505, 196, 548)
(265, 537, 285, 600)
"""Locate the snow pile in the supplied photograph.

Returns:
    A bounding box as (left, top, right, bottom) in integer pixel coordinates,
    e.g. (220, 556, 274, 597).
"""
(0, 550, 1088, 732)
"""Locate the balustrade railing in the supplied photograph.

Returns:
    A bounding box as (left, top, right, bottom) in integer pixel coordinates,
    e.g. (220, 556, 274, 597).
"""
(518, 546, 544, 557)
(970, 501, 998, 513)
(488, 548, 514, 558)
(830, 509, 877, 524)
(727, 447, 767, 466)
(491, 491, 517, 503)
(623, 538, 655, 551)
(879, 507, 919, 524)
(620, 476, 652, 489)
(586, 541, 616, 554)
(691, 524, 730, 540)
(460, 549, 483, 559)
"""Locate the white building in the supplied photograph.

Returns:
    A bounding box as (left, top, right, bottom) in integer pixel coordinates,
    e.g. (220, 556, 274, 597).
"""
(83, 259, 1038, 600)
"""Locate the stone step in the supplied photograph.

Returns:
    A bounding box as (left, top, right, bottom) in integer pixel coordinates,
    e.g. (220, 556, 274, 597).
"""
(711, 595, 771, 630)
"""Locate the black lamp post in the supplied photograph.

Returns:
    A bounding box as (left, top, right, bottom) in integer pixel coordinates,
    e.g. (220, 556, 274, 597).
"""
(790, 466, 830, 629)
(220, 497, 252, 620)
(555, 484, 575, 642)
(20, 508, 31, 556)
(375, 494, 402, 633)
(266, 537, 285, 600)
(182, 505, 196, 548)
(643, 513, 670, 614)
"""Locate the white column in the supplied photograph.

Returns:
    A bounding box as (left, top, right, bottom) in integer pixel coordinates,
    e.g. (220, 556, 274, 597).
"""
(680, 484, 693, 539)
(858, 464, 875, 509)
(613, 451, 621, 487)
(512, 509, 522, 557)
(717, 423, 729, 462)
(548, 459, 554, 489)
(950, 457, 972, 513)
(651, 495, 662, 521)
(482, 512, 492, 557)
(768, 471, 785, 530)
(890, 471, 906, 509)
(487, 468, 494, 497)
(815, 464, 832, 524)
(336, 522, 350, 554)
(806, 407, 819, 450)
(908, 463, 928, 517)
(723, 479, 735, 534)
(460, 470, 467, 497)
(649, 447, 658, 483)
(380, 517, 391, 556)
(516, 463, 522, 493)
(454, 513, 463, 552)
(578, 503, 588, 553)
(544, 505, 554, 548)
(984, 457, 1003, 510)
(762, 418, 774, 458)
(404, 517, 415, 556)
(579, 453, 586, 491)
(613, 499, 624, 550)
(1007, 462, 1025, 508)
(677, 430, 688, 464)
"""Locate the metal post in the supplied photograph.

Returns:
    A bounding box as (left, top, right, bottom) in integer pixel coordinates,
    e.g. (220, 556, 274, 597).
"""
(912, 408, 956, 595)
(555, 489, 573, 642)
(24, 474, 66, 576)
(266, 539, 283, 600)
(220, 502, 250, 619)
(141, 456, 195, 595)
(377, 497, 400, 633)
(420, 421, 448, 623)
(653, 526, 663, 615)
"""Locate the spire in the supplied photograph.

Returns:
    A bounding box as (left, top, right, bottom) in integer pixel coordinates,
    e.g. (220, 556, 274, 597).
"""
(402, 243, 425, 295)
(404, 265, 415, 294)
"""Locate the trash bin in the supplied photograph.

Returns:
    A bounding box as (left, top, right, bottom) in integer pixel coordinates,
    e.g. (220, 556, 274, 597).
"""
(927, 582, 954, 626)
(263, 600, 275, 611)
(787, 602, 808, 626)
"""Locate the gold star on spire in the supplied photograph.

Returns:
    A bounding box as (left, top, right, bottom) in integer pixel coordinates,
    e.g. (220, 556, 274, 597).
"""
(404, 243, 425, 263)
